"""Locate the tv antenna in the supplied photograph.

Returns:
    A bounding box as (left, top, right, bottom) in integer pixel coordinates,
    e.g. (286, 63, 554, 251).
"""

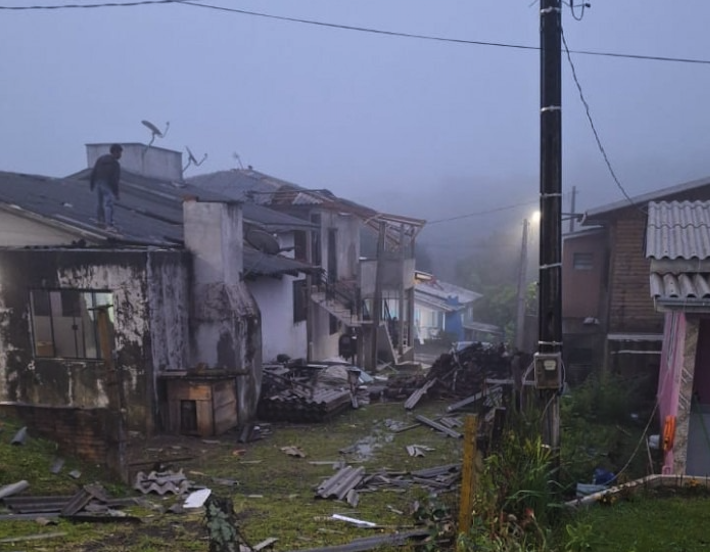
(141, 119, 170, 148)
(233, 152, 245, 170)
(183, 145, 208, 172)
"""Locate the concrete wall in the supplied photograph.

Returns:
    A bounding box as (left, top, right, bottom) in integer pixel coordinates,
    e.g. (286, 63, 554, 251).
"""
(248, 275, 307, 363)
(87, 143, 183, 182)
(183, 200, 262, 422)
(0, 248, 188, 435)
(0, 210, 81, 246)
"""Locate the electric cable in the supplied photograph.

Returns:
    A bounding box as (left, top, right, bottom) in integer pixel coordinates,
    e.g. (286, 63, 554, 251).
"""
(561, 28, 643, 213)
(3, 1, 710, 67)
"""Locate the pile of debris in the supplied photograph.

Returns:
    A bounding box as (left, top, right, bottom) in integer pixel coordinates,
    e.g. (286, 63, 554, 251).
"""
(385, 342, 511, 407)
(258, 362, 365, 422)
(0, 482, 139, 522)
(315, 463, 462, 507)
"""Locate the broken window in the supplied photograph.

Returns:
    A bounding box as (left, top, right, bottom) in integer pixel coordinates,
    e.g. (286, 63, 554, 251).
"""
(573, 252, 594, 270)
(30, 289, 114, 360)
(293, 279, 307, 323)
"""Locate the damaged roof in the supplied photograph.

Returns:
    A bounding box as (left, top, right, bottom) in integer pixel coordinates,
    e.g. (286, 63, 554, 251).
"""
(415, 278, 481, 309)
(0, 170, 317, 278)
(188, 168, 427, 243)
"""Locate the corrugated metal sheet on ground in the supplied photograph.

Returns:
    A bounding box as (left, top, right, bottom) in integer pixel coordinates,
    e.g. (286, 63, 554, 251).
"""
(134, 470, 191, 495)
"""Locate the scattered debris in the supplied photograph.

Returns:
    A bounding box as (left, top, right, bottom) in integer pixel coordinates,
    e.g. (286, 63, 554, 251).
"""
(280, 529, 429, 552)
(1, 484, 138, 522)
(10, 426, 27, 445)
(68, 469, 82, 479)
(330, 513, 377, 528)
(49, 457, 65, 474)
(385, 342, 512, 408)
(0, 480, 30, 500)
(258, 363, 358, 422)
(184, 488, 212, 509)
(316, 466, 366, 501)
(414, 415, 463, 439)
(134, 469, 191, 495)
(406, 445, 434, 457)
(253, 537, 278, 551)
(281, 445, 307, 458)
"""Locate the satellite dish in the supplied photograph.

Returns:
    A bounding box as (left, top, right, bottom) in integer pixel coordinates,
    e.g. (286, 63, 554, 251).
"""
(183, 145, 208, 172)
(245, 227, 281, 255)
(142, 119, 163, 138)
(141, 119, 170, 148)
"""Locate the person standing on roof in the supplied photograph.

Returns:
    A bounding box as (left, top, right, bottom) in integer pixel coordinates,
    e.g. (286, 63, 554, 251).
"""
(90, 143, 122, 230)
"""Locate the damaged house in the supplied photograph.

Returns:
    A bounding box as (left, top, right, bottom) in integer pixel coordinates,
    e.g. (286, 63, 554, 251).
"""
(0, 144, 315, 474)
(187, 168, 426, 370)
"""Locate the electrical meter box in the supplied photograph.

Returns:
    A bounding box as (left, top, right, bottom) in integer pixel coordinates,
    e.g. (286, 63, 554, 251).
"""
(533, 352, 563, 390)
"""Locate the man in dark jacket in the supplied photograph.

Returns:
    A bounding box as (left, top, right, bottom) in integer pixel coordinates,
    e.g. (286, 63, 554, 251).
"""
(90, 143, 122, 229)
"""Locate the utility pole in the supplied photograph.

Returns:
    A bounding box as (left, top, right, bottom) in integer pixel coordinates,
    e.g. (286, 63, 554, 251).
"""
(515, 218, 530, 352)
(370, 220, 386, 372)
(538, 0, 563, 462)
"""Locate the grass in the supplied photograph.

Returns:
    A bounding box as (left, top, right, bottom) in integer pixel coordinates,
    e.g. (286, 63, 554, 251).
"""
(567, 491, 710, 552)
(0, 399, 464, 551)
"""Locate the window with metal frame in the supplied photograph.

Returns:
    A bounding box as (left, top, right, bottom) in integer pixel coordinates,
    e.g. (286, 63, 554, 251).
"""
(573, 252, 594, 270)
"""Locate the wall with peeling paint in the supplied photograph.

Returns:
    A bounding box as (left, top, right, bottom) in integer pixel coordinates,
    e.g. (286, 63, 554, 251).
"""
(0, 248, 189, 435)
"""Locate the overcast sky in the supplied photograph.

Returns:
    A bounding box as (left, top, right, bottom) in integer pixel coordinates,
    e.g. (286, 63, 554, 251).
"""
(1, 0, 710, 232)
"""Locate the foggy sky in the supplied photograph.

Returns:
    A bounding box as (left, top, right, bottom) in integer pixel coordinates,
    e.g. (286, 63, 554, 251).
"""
(1, 0, 710, 238)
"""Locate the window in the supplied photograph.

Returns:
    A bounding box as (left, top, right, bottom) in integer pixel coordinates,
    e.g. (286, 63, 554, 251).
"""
(573, 252, 594, 270)
(30, 289, 114, 359)
(293, 279, 307, 323)
(293, 231, 308, 262)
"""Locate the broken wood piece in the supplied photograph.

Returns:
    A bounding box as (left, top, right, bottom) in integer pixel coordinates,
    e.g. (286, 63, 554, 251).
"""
(414, 415, 462, 438)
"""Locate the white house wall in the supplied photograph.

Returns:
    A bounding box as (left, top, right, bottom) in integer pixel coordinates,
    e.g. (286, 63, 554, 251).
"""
(0, 211, 82, 246)
(248, 275, 307, 363)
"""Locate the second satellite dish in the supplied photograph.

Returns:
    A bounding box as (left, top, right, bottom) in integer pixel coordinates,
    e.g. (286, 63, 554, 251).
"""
(245, 227, 281, 256)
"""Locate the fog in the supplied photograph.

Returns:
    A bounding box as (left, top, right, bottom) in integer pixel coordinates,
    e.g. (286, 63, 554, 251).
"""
(2, 0, 709, 276)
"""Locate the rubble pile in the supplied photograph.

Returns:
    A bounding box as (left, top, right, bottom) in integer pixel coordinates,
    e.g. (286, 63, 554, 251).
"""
(385, 342, 511, 403)
(257, 364, 355, 423)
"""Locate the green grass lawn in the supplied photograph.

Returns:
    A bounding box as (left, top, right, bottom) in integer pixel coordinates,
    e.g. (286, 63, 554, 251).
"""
(566, 492, 710, 552)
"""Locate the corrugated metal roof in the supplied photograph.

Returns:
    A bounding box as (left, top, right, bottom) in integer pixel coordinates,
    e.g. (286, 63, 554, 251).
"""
(650, 272, 710, 300)
(646, 201, 710, 260)
(584, 175, 710, 222)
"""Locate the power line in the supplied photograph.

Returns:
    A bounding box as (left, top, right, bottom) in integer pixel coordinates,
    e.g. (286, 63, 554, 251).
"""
(561, 28, 639, 210)
(4, 0, 710, 67)
(427, 198, 540, 224)
(0, 0, 189, 9)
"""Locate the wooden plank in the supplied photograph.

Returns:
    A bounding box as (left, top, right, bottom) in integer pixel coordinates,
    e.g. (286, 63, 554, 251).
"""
(196, 401, 214, 437)
(458, 415, 478, 536)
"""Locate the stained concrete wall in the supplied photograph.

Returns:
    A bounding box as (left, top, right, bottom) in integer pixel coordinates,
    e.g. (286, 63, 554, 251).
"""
(0, 248, 189, 435)
(183, 200, 262, 422)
